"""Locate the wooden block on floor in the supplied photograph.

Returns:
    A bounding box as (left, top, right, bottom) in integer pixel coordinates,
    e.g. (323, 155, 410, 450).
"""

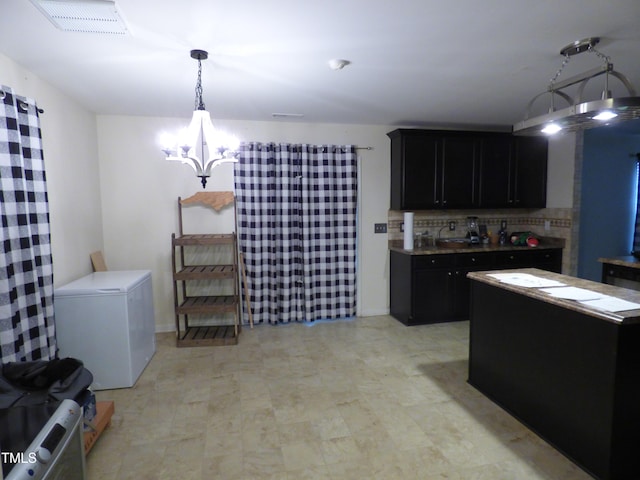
(84, 401, 115, 455)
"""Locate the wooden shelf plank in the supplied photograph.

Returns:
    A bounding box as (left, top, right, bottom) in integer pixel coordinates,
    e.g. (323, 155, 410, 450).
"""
(173, 234, 235, 246)
(177, 325, 240, 347)
(174, 265, 236, 280)
(177, 295, 238, 315)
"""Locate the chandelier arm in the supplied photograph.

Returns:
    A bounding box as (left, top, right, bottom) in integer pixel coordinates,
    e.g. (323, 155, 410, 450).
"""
(575, 70, 637, 104)
(524, 90, 573, 120)
(547, 65, 611, 92)
(180, 156, 206, 177)
(203, 157, 239, 177)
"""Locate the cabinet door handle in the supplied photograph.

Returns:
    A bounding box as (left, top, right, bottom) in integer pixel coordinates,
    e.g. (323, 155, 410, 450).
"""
(471, 258, 476, 262)
(442, 200, 447, 205)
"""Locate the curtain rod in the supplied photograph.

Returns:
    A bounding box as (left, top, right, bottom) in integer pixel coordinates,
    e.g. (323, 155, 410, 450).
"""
(0, 89, 44, 114)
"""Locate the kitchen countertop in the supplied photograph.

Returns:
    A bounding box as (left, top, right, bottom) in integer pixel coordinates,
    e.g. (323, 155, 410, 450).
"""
(467, 267, 640, 324)
(389, 237, 565, 255)
(598, 255, 640, 269)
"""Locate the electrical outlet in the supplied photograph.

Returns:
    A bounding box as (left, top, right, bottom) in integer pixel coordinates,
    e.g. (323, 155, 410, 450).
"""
(500, 220, 507, 231)
(448, 220, 456, 231)
(400, 223, 404, 232)
(544, 220, 551, 231)
(374, 223, 387, 234)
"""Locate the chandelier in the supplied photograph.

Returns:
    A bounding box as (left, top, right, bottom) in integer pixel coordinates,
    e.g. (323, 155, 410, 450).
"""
(161, 49, 239, 188)
(513, 37, 640, 136)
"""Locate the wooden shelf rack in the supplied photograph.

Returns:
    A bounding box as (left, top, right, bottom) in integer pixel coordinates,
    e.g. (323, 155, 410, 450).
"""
(172, 196, 241, 347)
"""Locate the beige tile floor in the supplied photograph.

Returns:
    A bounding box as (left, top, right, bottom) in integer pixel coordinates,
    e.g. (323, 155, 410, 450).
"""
(87, 316, 591, 480)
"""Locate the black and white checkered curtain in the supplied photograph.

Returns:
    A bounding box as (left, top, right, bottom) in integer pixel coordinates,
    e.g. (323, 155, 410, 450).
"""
(0, 85, 55, 363)
(234, 143, 357, 324)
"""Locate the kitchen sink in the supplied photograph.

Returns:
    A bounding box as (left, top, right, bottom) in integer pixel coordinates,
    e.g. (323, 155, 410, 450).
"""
(436, 238, 470, 248)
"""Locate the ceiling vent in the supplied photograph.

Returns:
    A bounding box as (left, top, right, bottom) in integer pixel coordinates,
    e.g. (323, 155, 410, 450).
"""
(29, 0, 129, 34)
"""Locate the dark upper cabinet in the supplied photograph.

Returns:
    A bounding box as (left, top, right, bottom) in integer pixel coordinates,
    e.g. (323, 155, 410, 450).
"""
(393, 133, 439, 209)
(478, 134, 548, 208)
(441, 136, 477, 208)
(513, 136, 548, 208)
(389, 129, 477, 210)
(478, 135, 514, 208)
(389, 129, 548, 210)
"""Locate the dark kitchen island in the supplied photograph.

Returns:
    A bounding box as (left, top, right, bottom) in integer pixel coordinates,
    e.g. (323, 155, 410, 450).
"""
(467, 268, 640, 480)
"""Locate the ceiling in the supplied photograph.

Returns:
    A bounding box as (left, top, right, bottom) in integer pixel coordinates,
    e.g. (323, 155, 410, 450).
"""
(2, 0, 640, 132)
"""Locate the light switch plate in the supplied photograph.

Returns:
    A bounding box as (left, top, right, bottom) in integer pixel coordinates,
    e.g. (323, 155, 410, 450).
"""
(374, 223, 387, 234)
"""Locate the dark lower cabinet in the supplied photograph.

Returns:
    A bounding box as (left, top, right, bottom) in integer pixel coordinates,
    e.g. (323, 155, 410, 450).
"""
(413, 268, 451, 320)
(601, 261, 640, 291)
(390, 248, 562, 326)
(468, 277, 640, 480)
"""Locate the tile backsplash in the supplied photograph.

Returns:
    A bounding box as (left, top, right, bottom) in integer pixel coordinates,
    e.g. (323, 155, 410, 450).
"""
(388, 208, 574, 273)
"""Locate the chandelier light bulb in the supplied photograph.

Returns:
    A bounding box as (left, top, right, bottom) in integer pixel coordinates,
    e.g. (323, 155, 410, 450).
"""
(159, 132, 176, 155)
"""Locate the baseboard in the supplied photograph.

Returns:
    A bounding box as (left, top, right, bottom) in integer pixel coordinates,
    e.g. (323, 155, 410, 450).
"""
(357, 308, 390, 317)
(155, 323, 175, 333)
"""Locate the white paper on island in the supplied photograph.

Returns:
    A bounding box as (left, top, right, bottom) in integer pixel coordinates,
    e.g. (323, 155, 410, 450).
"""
(540, 287, 640, 312)
(539, 286, 604, 301)
(487, 273, 566, 288)
(580, 296, 640, 313)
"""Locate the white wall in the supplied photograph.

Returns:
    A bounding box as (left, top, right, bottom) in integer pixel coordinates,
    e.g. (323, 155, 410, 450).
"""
(0, 53, 103, 286)
(547, 133, 576, 208)
(96, 115, 392, 331)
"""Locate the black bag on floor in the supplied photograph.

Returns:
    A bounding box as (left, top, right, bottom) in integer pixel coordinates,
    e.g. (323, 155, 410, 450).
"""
(0, 357, 93, 408)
